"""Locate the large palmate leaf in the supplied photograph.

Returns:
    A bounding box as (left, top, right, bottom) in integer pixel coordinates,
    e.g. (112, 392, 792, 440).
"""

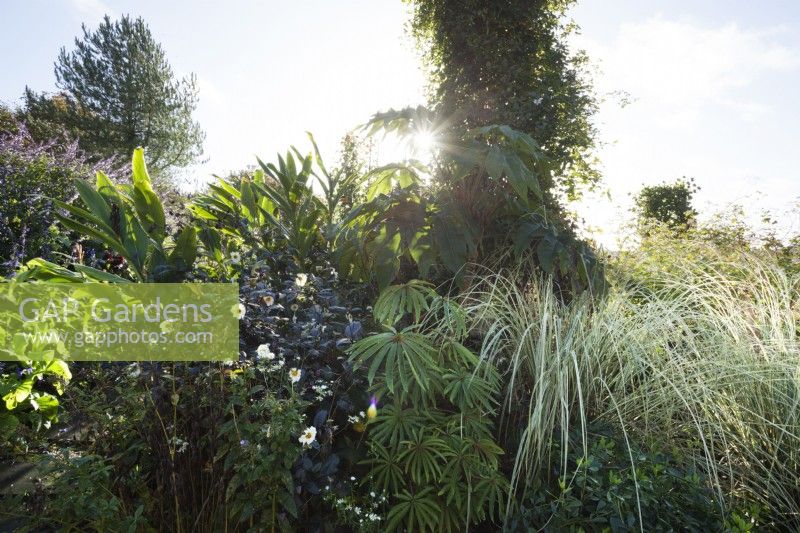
(368, 403, 427, 447)
(442, 366, 499, 412)
(373, 280, 436, 326)
(348, 327, 438, 396)
(398, 429, 453, 484)
(385, 487, 442, 533)
(431, 203, 478, 275)
(470, 124, 544, 200)
(362, 443, 405, 494)
(365, 161, 427, 201)
(334, 187, 428, 289)
(364, 105, 437, 137)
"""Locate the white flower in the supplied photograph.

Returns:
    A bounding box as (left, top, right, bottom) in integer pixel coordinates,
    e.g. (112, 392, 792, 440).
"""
(262, 294, 275, 306)
(298, 426, 316, 446)
(229, 251, 241, 264)
(127, 364, 141, 379)
(290, 303, 299, 312)
(295, 273, 308, 287)
(289, 367, 302, 383)
(236, 302, 246, 319)
(256, 343, 275, 360)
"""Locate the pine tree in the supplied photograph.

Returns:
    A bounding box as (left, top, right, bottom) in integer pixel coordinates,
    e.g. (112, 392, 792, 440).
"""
(24, 15, 204, 178)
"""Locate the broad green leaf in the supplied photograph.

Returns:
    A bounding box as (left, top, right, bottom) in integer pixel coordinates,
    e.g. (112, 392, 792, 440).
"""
(73, 264, 131, 283)
(44, 359, 72, 381)
(169, 226, 198, 267)
(4, 378, 33, 409)
(17, 258, 84, 283)
(365, 163, 425, 201)
(53, 199, 118, 239)
(240, 180, 258, 222)
(512, 217, 547, 257)
(537, 234, 558, 274)
(374, 280, 436, 326)
(55, 214, 128, 261)
(74, 179, 110, 222)
(131, 148, 166, 240)
(0, 413, 19, 440)
(95, 171, 121, 205)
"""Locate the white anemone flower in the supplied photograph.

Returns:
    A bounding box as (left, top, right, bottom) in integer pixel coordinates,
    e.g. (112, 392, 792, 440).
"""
(289, 367, 302, 383)
(229, 251, 241, 264)
(295, 273, 308, 287)
(298, 426, 317, 446)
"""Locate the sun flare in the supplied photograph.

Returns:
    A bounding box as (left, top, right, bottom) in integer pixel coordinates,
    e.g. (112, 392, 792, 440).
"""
(412, 129, 436, 156)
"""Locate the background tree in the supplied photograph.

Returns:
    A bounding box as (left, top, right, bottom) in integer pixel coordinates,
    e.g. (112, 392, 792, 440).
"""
(24, 15, 204, 178)
(634, 177, 698, 232)
(353, 2, 605, 294)
(406, 0, 599, 200)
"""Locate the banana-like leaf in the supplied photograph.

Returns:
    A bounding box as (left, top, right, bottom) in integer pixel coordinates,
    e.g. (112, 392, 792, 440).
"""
(131, 148, 166, 241)
(169, 226, 198, 267)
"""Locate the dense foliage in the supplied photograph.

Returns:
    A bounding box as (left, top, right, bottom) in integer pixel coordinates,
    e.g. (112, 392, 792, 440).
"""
(634, 177, 698, 231)
(351, 282, 508, 531)
(343, 108, 604, 294)
(509, 423, 724, 532)
(407, 0, 600, 199)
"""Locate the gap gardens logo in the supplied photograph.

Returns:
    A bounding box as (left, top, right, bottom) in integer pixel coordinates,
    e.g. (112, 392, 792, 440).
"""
(0, 283, 239, 361)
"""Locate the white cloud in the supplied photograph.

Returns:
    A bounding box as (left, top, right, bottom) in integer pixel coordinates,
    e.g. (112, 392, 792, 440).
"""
(68, 0, 113, 20)
(577, 17, 799, 124)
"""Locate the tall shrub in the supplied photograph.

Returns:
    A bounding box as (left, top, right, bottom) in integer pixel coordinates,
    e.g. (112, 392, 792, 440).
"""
(0, 121, 119, 275)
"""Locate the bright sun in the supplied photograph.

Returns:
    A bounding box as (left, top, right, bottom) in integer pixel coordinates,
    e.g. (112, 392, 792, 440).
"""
(412, 130, 436, 155)
(376, 128, 438, 166)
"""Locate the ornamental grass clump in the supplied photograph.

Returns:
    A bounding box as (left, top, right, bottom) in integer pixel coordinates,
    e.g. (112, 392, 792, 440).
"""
(452, 248, 799, 527)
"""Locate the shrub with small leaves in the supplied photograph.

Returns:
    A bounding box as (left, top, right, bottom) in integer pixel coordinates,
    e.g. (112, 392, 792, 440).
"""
(507, 422, 729, 532)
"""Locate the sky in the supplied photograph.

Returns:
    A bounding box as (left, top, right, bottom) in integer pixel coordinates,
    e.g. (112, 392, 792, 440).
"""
(1, 0, 799, 247)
